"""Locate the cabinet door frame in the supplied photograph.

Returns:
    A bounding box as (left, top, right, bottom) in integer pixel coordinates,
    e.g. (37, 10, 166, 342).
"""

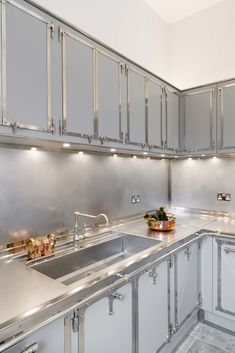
(126, 65, 147, 147)
(60, 27, 96, 140)
(217, 82, 235, 151)
(215, 237, 235, 317)
(145, 77, 164, 150)
(164, 86, 180, 152)
(183, 88, 214, 153)
(173, 240, 201, 331)
(1, 0, 55, 133)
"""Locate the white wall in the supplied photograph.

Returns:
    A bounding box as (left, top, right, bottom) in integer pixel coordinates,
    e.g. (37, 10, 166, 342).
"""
(34, 0, 170, 81)
(168, 0, 235, 89)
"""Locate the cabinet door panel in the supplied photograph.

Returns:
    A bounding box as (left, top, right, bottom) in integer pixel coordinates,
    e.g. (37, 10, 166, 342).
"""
(166, 89, 179, 150)
(97, 51, 121, 141)
(4, 0, 53, 132)
(61, 30, 94, 137)
(147, 79, 162, 148)
(175, 242, 198, 328)
(218, 84, 235, 150)
(138, 261, 169, 353)
(83, 283, 132, 353)
(184, 89, 214, 152)
(127, 68, 146, 145)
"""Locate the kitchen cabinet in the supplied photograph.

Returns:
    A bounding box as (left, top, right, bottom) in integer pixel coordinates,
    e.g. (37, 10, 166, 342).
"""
(182, 86, 216, 154)
(81, 283, 132, 353)
(164, 87, 180, 152)
(174, 241, 199, 330)
(217, 80, 235, 152)
(138, 260, 170, 353)
(1, 0, 55, 133)
(3, 318, 64, 353)
(146, 78, 163, 150)
(214, 237, 235, 320)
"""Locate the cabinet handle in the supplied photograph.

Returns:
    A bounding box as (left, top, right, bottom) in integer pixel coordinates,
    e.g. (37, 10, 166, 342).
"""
(224, 247, 235, 254)
(108, 291, 123, 315)
(21, 342, 39, 353)
(148, 267, 158, 284)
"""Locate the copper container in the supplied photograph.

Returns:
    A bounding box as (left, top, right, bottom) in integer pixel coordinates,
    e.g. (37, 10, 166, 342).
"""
(148, 218, 176, 231)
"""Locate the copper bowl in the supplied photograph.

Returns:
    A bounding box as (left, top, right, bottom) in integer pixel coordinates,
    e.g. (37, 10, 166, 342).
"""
(148, 218, 176, 231)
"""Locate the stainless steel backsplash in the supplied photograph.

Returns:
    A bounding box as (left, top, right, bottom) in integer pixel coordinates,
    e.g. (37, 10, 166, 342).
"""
(172, 158, 235, 212)
(0, 148, 168, 244)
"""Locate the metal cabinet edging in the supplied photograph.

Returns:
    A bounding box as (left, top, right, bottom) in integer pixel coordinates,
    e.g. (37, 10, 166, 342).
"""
(1, 0, 55, 133)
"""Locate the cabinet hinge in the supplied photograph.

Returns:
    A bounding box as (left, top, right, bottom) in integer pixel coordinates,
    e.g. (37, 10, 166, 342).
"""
(198, 293, 202, 305)
(58, 26, 65, 43)
(198, 239, 201, 250)
(48, 22, 55, 39)
(168, 255, 173, 269)
(72, 309, 79, 332)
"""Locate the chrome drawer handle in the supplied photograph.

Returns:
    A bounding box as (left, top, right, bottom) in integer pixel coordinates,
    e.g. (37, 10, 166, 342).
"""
(224, 247, 235, 254)
(21, 342, 39, 353)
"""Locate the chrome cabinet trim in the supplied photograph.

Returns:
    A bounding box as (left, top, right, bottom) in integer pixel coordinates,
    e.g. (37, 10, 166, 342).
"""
(1, 0, 54, 133)
(217, 83, 235, 150)
(144, 78, 148, 145)
(215, 238, 235, 317)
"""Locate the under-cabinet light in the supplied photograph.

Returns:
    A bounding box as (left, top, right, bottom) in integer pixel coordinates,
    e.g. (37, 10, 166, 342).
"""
(188, 157, 192, 160)
(110, 148, 116, 152)
(113, 154, 118, 158)
(133, 155, 137, 159)
(78, 151, 84, 155)
(63, 143, 70, 148)
(201, 154, 205, 157)
(147, 157, 150, 160)
(174, 156, 178, 159)
(143, 152, 148, 155)
(30, 147, 37, 151)
(161, 154, 165, 157)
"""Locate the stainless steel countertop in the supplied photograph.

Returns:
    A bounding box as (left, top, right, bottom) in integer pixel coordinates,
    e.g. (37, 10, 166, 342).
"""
(0, 209, 235, 349)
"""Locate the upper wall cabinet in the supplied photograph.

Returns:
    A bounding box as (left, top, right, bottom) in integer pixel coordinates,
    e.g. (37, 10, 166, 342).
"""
(217, 80, 235, 152)
(182, 86, 216, 154)
(164, 87, 180, 152)
(1, 0, 55, 133)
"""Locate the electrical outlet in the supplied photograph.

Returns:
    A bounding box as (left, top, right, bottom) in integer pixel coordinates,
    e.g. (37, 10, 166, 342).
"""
(131, 195, 136, 204)
(131, 195, 141, 204)
(136, 195, 140, 203)
(217, 193, 231, 201)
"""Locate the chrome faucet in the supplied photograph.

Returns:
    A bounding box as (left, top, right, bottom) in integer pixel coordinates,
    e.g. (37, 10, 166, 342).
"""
(74, 211, 109, 246)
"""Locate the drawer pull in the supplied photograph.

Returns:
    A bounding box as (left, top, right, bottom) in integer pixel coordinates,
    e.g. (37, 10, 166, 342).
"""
(21, 342, 39, 353)
(224, 247, 235, 254)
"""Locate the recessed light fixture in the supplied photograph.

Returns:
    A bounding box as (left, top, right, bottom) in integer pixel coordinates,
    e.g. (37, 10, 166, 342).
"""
(63, 143, 70, 148)
(143, 152, 148, 155)
(113, 154, 118, 158)
(30, 147, 37, 151)
(133, 155, 137, 159)
(110, 148, 116, 152)
(78, 151, 84, 155)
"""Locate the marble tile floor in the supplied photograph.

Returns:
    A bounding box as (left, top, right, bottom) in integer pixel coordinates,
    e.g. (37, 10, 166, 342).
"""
(175, 322, 235, 353)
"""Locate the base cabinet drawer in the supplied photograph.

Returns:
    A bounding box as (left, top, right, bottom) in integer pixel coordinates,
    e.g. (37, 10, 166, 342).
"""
(3, 318, 64, 353)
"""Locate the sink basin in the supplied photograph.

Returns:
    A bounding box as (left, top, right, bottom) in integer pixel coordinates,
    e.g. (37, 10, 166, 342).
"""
(31, 233, 161, 285)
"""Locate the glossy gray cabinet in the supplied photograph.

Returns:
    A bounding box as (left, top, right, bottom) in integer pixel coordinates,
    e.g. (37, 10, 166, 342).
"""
(1, 0, 54, 133)
(138, 260, 169, 353)
(182, 86, 216, 154)
(174, 241, 199, 330)
(164, 87, 180, 152)
(4, 318, 64, 353)
(82, 283, 132, 353)
(217, 81, 235, 151)
(60, 28, 95, 139)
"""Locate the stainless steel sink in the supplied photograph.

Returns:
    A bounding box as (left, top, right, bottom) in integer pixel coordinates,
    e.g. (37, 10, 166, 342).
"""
(30, 233, 161, 285)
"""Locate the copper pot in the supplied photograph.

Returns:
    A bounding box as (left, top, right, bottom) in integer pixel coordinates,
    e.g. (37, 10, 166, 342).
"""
(148, 218, 176, 231)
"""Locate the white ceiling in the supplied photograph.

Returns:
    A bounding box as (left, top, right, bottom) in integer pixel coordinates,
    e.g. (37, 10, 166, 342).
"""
(145, 0, 225, 24)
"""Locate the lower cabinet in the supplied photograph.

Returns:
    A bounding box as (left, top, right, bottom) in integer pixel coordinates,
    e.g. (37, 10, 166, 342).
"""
(213, 237, 235, 320)
(174, 241, 199, 330)
(4, 318, 64, 353)
(82, 283, 132, 353)
(138, 260, 169, 353)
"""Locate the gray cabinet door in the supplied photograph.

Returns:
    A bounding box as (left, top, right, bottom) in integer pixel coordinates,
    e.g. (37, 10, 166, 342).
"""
(174, 241, 199, 329)
(4, 318, 64, 353)
(127, 67, 146, 145)
(217, 82, 235, 151)
(214, 238, 235, 319)
(138, 260, 169, 353)
(96, 50, 122, 142)
(60, 28, 95, 138)
(146, 78, 163, 149)
(183, 88, 216, 153)
(165, 87, 180, 151)
(1, 0, 54, 132)
(82, 283, 132, 353)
